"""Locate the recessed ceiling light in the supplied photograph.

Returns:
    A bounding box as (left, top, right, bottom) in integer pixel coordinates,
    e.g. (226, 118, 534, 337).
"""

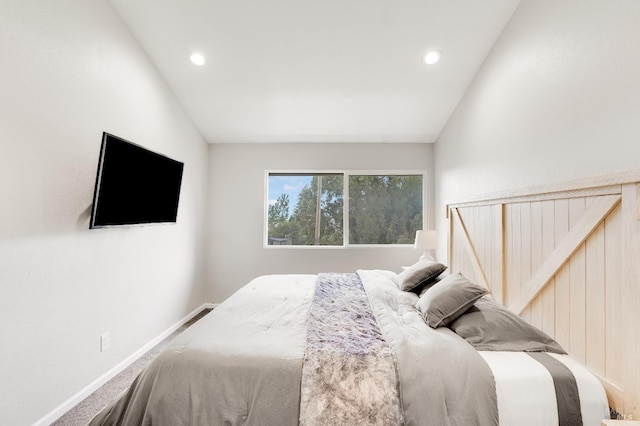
(424, 51, 441, 65)
(190, 52, 206, 66)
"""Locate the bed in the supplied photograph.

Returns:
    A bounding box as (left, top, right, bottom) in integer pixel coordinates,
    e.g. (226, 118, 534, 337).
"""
(89, 265, 609, 426)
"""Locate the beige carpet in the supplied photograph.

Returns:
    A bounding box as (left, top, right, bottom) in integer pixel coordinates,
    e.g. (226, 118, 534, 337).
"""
(53, 308, 212, 426)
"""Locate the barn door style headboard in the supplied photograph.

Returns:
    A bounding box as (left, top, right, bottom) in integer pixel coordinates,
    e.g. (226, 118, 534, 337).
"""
(446, 169, 640, 419)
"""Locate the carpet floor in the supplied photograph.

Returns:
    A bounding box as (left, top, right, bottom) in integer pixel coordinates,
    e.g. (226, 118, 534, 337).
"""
(52, 308, 212, 426)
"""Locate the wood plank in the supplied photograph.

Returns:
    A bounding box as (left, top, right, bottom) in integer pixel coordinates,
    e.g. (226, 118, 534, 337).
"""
(467, 206, 482, 282)
(585, 222, 606, 375)
(520, 202, 532, 322)
(508, 194, 621, 315)
(637, 182, 640, 221)
(604, 204, 624, 389)
(485, 207, 493, 286)
(459, 221, 466, 276)
(540, 200, 557, 338)
(471, 207, 480, 284)
(568, 198, 586, 364)
(461, 207, 472, 280)
(555, 199, 572, 347)
(448, 207, 453, 268)
(530, 201, 544, 329)
(504, 205, 513, 305)
(451, 207, 490, 289)
(621, 184, 640, 420)
(510, 204, 522, 309)
(456, 208, 470, 279)
(460, 208, 475, 283)
(482, 206, 492, 286)
(454, 209, 463, 274)
(492, 204, 504, 305)
(452, 207, 465, 275)
(444, 168, 633, 208)
(448, 185, 622, 212)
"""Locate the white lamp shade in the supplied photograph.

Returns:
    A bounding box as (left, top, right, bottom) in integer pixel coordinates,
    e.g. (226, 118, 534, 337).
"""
(414, 230, 438, 250)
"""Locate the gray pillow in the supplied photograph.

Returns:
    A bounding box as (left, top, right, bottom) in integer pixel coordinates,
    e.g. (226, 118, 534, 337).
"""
(416, 273, 488, 328)
(449, 296, 566, 354)
(396, 260, 447, 293)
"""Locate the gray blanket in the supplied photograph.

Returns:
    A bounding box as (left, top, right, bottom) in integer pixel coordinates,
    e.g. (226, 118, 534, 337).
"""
(89, 271, 499, 426)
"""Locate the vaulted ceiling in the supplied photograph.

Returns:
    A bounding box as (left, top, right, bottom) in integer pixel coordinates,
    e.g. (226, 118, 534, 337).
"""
(110, 0, 520, 144)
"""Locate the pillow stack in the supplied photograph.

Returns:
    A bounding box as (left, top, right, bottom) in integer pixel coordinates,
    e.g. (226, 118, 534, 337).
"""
(412, 270, 567, 354)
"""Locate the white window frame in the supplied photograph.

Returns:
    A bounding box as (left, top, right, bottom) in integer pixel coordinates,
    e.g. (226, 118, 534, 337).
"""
(264, 169, 427, 248)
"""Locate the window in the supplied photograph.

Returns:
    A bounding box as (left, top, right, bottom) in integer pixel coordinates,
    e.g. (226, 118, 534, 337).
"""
(348, 175, 422, 244)
(268, 174, 344, 246)
(267, 172, 423, 246)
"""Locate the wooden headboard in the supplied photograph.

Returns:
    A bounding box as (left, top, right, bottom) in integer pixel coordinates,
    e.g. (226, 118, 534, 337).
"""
(446, 169, 640, 419)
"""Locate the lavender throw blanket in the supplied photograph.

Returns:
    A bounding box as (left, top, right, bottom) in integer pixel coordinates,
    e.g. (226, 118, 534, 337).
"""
(299, 273, 403, 426)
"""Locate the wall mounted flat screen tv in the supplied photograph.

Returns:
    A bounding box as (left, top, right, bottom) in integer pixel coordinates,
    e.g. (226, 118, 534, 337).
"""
(90, 132, 184, 229)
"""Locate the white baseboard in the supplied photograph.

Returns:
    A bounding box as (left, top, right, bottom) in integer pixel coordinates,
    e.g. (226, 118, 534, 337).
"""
(34, 303, 213, 426)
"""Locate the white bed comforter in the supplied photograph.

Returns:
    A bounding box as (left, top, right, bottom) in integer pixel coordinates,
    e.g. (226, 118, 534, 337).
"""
(89, 270, 609, 426)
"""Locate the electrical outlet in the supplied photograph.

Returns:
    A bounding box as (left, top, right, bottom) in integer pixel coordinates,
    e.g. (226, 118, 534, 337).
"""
(100, 332, 110, 352)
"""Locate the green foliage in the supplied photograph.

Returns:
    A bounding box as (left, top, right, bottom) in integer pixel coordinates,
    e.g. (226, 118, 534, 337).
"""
(349, 175, 422, 244)
(268, 193, 289, 225)
(289, 175, 344, 245)
(268, 194, 300, 243)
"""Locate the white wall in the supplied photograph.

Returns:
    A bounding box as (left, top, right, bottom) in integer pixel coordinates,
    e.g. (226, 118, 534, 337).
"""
(0, 1, 209, 424)
(434, 0, 640, 261)
(207, 143, 434, 302)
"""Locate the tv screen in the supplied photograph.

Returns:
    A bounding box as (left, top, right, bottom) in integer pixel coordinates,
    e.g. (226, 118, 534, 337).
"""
(89, 132, 184, 229)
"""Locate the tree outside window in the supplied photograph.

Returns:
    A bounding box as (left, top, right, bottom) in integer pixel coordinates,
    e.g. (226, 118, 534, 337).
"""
(267, 172, 422, 246)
